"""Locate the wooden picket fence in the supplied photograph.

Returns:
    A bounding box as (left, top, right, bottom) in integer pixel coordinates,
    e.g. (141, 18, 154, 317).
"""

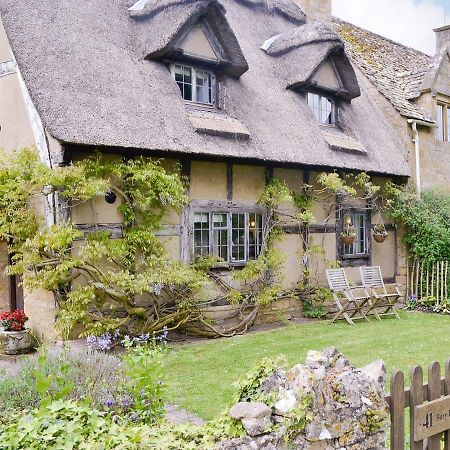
(388, 359, 450, 449)
(407, 260, 450, 303)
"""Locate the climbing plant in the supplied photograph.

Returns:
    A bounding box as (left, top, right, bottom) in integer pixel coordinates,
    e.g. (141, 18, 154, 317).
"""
(0, 148, 401, 338)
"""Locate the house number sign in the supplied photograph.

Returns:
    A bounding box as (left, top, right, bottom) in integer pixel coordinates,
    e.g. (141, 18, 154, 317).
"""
(414, 395, 450, 441)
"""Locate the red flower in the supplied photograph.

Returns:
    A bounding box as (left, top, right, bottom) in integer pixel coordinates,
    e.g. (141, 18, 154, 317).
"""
(1, 309, 28, 331)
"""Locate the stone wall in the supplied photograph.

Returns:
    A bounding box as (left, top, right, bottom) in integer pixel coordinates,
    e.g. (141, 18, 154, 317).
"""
(219, 348, 388, 449)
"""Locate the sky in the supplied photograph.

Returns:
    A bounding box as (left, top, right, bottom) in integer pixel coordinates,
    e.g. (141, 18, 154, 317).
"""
(332, 0, 450, 55)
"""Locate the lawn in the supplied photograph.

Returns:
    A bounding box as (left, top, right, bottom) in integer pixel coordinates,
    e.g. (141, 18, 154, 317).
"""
(165, 311, 450, 420)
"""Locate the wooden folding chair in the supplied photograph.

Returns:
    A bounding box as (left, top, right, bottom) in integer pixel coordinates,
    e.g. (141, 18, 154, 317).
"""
(359, 266, 401, 320)
(326, 268, 370, 325)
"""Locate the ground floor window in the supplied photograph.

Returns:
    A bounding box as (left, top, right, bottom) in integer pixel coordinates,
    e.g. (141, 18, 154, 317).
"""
(193, 212, 263, 263)
(341, 210, 369, 260)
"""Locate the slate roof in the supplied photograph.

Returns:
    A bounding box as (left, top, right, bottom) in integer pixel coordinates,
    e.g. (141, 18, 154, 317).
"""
(0, 0, 410, 177)
(333, 18, 434, 122)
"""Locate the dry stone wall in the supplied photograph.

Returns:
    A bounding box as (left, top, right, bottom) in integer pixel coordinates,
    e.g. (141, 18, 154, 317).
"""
(219, 348, 388, 449)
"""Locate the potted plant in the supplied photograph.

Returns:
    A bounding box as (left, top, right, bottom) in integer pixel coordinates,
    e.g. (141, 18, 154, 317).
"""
(372, 224, 387, 243)
(341, 225, 356, 245)
(0, 309, 32, 355)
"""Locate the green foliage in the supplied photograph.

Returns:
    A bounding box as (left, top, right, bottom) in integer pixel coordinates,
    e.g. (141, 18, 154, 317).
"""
(259, 178, 292, 210)
(388, 189, 450, 262)
(233, 355, 286, 405)
(34, 350, 74, 407)
(283, 394, 313, 439)
(317, 172, 356, 196)
(0, 399, 247, 450)
(121, 345, 165, 424)
(0, 400, 137, 450)
(0, 349, 134, 419)
(302, 287, 332, 319)
(2, 149, 210, 338)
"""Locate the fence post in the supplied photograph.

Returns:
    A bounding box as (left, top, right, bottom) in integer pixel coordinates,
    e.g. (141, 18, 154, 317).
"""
(428, 361, 441, 450)
(410, 365, 424, 450)
(391, 370, 405, 450)
(444, 359, 450, 450)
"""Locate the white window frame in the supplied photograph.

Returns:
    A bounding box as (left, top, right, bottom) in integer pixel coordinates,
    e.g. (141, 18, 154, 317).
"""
(307, 92, 335, 125)
(437, 102, 450, 142)
(171, 63, 216, 106)
(193, 211, 264, 264)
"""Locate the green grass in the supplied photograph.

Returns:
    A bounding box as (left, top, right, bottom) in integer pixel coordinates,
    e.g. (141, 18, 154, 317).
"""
(165, 312, 450, 420)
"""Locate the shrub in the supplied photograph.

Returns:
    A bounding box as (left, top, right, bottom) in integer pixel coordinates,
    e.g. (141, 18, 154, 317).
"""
(0, 349, 130, 418)
(389, 189, 450, 262)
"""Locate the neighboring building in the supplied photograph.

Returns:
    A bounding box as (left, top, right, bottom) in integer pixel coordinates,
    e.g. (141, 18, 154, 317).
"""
(0, 0, 446, 340)
(334, 18, 450, 193)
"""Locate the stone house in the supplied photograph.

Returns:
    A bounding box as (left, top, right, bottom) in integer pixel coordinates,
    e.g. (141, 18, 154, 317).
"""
(0, 0, 447, 340)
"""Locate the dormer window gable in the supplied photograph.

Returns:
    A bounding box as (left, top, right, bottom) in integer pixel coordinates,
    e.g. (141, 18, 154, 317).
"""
(309, 59, 343, 95)
(142, 1, 249, 78)
(174, 20, 222, 65)
(261, 24, 361, 102)
(290, 51, 359, 102)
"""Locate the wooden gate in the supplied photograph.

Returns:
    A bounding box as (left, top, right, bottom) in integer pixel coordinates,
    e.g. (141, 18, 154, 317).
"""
(387, 359, 450, 449)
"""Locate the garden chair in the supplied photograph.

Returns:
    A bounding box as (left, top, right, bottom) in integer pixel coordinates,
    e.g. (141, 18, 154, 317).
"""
(325, 268, 371, 325)
(359, 266, 401, 320)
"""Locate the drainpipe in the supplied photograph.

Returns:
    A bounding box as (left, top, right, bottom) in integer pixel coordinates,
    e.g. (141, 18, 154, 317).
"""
(407, 119, 437, 197)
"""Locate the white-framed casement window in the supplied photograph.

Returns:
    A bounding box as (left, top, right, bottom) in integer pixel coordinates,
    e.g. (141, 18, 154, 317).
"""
(437, 102, 450, 142)
(343, 211, 368, 257)
(193, 212, 263, 263)
(172, 64, 215, 105)
(307, 92, 335, 125)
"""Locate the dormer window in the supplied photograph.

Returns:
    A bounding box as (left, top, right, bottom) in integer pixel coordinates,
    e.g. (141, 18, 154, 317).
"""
(307, 92, 334, 125)
(172, 64, 215, 105)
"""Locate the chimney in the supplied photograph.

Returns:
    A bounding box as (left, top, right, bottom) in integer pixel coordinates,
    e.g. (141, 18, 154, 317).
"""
(293, 0, 331, 22)
(434, 24, 450, 54)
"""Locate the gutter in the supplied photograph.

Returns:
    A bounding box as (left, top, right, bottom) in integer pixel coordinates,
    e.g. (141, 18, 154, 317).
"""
(407, 118, 437, 196)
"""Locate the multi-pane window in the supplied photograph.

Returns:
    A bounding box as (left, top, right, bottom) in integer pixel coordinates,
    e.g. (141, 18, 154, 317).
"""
(437, 102, 450, 142)
(173, 64, 214, 105)
(193, 212, 263, 263)
(307, 92, 334, 125)
(343, 212, 367, 257)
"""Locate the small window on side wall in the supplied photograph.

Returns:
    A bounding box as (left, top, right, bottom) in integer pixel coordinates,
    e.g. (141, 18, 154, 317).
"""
(173, 64, 215, 105)
(307, 92, 334, 125)
(343, 211, 368, 258)
(437, 102, 450, 142)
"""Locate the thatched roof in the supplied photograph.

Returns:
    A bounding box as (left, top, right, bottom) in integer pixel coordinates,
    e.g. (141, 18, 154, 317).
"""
(0, 0, 410, 177)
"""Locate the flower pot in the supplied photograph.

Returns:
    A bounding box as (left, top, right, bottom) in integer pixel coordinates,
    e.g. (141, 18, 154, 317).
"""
(1, 329, 32, 355)
(341, 235, 355, 245)
(373, 233, 387, 243)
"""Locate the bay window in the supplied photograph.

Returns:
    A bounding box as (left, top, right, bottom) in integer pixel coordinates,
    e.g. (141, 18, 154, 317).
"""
(193, 211, 263, 263)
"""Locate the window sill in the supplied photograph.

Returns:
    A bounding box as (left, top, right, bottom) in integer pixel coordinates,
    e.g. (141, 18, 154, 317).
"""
(184, 100, 215, 110)
(341, 256, 370, 268)
(203, 260, 256, 271)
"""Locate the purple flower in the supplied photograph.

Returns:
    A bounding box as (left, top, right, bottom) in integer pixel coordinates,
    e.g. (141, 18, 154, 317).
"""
(156, 326, 168, 343)
(120, 394, 133, 409)
(86, 331, 118, 352)
(104, 397, 115, 408)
